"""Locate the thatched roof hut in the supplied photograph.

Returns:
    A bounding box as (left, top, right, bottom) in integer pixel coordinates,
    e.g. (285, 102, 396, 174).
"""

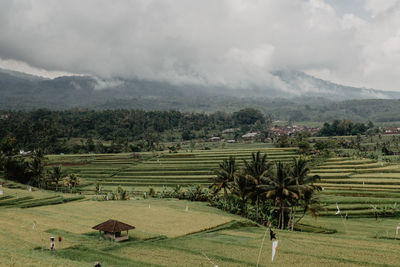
(92, 219, 135, 242)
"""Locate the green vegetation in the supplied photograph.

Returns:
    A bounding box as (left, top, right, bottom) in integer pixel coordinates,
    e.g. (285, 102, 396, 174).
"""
(3, 109, 400, 266)
(0, 108, 270, 154)
(2, 193, 400, 266)
(317, 120, 376, 136)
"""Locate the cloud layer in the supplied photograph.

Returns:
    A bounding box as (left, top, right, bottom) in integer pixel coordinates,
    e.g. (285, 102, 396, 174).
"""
(1, 0, 400, 91)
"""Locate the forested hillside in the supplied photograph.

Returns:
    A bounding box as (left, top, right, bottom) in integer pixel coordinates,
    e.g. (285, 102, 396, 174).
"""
(0, 109, 266, 154)
(2, 69, 400, 122)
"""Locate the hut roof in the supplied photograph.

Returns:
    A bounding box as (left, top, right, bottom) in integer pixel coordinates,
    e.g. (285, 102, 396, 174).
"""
(92, 219, 135, 232)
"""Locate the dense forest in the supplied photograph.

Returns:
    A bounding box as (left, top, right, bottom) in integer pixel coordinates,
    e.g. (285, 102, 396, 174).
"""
(0, 108, 267, 154)
(317, 120, 376, 136)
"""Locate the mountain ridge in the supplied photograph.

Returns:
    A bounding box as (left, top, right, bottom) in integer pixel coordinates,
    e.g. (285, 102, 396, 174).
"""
(0, 68, 399, 113)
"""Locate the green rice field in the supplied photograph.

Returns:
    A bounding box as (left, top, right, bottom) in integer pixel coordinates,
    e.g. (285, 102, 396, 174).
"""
(312, 157, 400, 217)
(2, 195, 400, 266)
(48, 146, 300, 193)
(2, 143, 400, 266)
(40, 145, 400, 219)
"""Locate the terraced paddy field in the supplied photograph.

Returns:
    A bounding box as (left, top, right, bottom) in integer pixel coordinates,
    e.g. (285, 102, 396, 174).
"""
(47, 147, 301, 193)
(44, 146, 400, 220)
(2, 192, 400, 267)
(0, 184, 84, 208)
(312, 157, 400, 218)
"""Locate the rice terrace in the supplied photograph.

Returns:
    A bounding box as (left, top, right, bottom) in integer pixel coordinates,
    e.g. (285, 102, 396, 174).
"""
(2, 137, 400, 266)
(3, 1, 400, 266)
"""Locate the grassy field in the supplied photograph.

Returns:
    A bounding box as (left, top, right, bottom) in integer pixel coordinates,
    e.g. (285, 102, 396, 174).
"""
(2, 190, 400, 266)
(3, 143, 400, 265)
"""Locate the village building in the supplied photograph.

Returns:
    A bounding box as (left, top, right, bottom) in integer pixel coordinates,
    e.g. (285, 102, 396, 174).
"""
(222, 128, 237, 134)
(269, 125, 320, 136)
(19, 150, 32, 156)
(92, 219, 135, 242)
(242, 132, 259, 139)
(209, 136, 221, 142)
(382, 127, 400, 135)
(0, 114, 9, 120)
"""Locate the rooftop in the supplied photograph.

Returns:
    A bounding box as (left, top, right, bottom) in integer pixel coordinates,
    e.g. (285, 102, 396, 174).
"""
(92, 219, 135, 233)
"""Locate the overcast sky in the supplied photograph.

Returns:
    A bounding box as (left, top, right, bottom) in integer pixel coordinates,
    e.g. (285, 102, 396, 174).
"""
(1, 0, 400, 91)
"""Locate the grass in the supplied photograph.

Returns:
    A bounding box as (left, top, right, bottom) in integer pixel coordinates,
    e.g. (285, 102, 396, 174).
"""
(3, 191, 400, 266)
(46, 147, 301, 193)
(4, 143, 400, 265)
(0, 186, 84, 208)
(312, 154, 400, 218)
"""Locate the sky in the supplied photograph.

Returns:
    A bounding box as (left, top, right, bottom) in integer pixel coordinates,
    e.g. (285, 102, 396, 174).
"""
(0, 0, 400, 91)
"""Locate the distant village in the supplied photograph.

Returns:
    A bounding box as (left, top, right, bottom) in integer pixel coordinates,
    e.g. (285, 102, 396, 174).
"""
(209, 123, 321, 143)
(382, 127, 400, 135)
(210, 123, 400, 143)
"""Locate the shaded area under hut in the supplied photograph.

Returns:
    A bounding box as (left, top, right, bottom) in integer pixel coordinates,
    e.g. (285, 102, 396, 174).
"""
(92, 219, 135, 242)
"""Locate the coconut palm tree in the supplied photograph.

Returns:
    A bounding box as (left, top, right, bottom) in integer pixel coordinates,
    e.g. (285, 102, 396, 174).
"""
(289, 158, 321, 229)
(210, 156, 237, 198)
(243, 152, 269, 183)
(243, 152, 270, 219)
(231, 173, 253, 212)
(259, 161, 299, 229)
(294, 189, 323, 227)
(64, 174, 80, 192)
(51, 166, 63, 191)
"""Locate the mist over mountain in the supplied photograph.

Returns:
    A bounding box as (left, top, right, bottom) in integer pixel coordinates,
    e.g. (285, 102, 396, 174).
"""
(1, 68, 400, 122)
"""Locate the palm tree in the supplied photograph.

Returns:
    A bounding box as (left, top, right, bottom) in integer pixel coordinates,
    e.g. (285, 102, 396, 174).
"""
(259, 161, 299, 229)
(28, 150, 45, 188)
(51, 166, 63, 191)
(64, 174, 80, 191)
(210, 156, 237, 199)
(294, 189, 323, 226)
(289, 158, 321, 229)
(231, 173, 253, 212)
(243, 152, 269, 183)
(243, 152, 270, 219)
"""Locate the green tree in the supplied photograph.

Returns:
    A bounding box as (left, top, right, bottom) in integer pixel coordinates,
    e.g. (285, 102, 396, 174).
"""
(50, 166, 64, 191)
(259, 161, 298, 230)
(231, 173, 253, 212)
(233, 108, 265, 125)
(210, 156, 237, 199)
(289, 158, 321, 229)
(64, 174, 80, 191)
(27, 150, 45, 188)
(243, 152, 270, 220)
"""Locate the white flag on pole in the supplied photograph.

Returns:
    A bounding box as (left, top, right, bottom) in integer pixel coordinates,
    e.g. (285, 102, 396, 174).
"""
(335, 203, 340, 215)
(272, 240, 278, 262)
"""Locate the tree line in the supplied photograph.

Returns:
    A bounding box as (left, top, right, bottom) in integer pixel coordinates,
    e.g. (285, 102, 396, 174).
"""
(0, 108, 267, 154)
(0, 138, 80, 191)
(317, 120, 376, 136)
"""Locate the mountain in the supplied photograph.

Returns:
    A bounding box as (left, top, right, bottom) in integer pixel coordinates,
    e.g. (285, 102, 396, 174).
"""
(272, 70, 400, 100)
(1, 68, 400, 116)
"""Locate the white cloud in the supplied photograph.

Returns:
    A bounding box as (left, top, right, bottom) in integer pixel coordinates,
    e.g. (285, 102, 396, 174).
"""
(0, 58, 78, 78)
(364, 0, 399, 17)
(0, 0, 400, 91)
